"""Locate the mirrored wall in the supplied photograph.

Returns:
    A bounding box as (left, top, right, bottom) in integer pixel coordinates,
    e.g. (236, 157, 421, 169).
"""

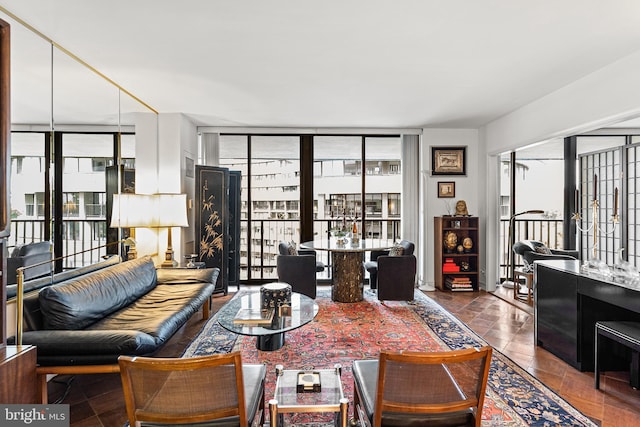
(2, 9, 157, 267)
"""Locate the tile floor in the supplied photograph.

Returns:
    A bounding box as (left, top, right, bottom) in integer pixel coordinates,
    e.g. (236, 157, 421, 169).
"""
(49, 286, 640, 427)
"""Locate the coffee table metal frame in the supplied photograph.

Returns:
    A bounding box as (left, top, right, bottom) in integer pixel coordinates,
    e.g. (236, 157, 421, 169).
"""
(217, 289, 318, 351)
(268, 364, 348, 427)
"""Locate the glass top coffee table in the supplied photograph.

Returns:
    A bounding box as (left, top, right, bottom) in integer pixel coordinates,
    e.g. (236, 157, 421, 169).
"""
(268, 364, 348, 427)
(217, 289, 319, 351)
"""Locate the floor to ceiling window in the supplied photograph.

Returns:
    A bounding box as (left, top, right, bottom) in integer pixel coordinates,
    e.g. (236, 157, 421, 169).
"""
(217, 133, 401, 285)
(364, 137, 402, 240)
(9, 131, 134, 268)
(498, 135, 631, 281)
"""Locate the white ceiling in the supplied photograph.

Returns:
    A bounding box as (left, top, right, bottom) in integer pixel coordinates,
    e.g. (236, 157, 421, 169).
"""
(3, 1, 640, 129)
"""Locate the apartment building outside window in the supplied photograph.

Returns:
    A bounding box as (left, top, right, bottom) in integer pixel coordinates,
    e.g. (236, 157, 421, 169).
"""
(9, 131, 135, 266)
(218, 133, 401, 284)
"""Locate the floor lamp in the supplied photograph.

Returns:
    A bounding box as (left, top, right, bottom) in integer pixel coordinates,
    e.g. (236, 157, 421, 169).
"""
(503, 209, 545, 289)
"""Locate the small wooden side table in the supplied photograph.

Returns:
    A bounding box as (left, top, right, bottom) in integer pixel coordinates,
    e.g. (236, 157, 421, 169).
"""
(513, 270, 534, 305)
(0, 345, 38, 403)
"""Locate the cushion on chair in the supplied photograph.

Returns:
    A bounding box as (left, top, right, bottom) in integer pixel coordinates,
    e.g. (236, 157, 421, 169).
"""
(534, 245, 552, 255)
(241, 364, 267, 424)
(389, 243, 404, 256)
(288, 241, 298, 256)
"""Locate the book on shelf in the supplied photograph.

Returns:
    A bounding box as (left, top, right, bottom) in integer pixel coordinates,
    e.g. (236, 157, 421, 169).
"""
(233, 308, 275, 326)
(448, 286, 474, 292)
(446, 276, 471, 283)
(445, 276, 473, 291)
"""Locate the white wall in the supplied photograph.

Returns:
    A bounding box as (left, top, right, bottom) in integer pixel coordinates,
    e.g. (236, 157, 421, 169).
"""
(134, 112, 197, 264)
(419, 129, 482, 291)
(484, 49, 640, 154)
(479, 48, 640, 292)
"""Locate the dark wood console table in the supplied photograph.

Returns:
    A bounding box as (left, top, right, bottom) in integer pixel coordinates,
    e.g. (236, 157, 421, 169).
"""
(535, 260, 640, 377)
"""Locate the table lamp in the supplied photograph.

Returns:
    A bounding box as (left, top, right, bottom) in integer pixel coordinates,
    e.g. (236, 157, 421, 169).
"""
(154, 193, 189, 268)
(110, 193, 157, 260)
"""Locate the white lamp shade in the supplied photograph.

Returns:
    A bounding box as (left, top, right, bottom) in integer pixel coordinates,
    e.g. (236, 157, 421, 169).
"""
(111, 193, 188, 228)
(154, 193, 189, 227)
(110, 194, 157, 228)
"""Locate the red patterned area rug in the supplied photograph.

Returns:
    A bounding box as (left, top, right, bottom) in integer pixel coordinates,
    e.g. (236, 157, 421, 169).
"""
(183, 289, 596, 427)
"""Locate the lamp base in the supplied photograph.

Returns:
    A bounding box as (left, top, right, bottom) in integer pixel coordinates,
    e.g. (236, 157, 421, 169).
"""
(161, 259, 177, 268)
(161, 247, 177, 268)
(126, 247, 137, 261)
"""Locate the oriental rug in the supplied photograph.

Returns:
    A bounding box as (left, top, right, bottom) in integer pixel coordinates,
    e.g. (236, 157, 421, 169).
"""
(183, 289, 596, 427)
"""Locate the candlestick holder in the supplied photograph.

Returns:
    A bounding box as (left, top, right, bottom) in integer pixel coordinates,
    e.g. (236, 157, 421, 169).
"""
(573, 198, 619, 260)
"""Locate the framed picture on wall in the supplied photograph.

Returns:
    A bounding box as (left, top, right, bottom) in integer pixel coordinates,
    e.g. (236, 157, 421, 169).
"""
(431, 146, 466, 176)
(437, 181, 455, 198)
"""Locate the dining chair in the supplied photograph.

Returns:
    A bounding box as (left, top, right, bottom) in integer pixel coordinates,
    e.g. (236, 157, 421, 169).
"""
(352, 346, 493, 427)
(118, 351, 266, 426)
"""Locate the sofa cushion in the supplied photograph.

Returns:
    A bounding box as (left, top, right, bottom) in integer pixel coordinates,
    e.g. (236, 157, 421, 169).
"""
(39, 256, 157, 330)
(89, 282, 214, 345)
(18, 330, 159, 366)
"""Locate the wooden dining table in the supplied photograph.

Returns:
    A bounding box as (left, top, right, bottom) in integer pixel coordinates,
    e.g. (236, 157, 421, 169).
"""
(300, 238, 395, 302)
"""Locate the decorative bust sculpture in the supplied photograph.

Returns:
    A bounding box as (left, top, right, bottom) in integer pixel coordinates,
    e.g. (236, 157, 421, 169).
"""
(463, 237, 473, 253)
(455, 200, 469, 216)
(444, 231, 458, 253)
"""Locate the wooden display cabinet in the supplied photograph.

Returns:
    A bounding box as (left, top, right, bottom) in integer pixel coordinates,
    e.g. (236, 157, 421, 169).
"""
(434, 216, 479, 291)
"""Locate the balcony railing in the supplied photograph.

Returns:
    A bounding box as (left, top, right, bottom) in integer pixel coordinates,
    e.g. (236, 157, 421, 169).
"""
(8, 219, 108, 269)
(9, 217, 564, 285)
(499, 217, 565, 280)
(240, 218, 402, 283)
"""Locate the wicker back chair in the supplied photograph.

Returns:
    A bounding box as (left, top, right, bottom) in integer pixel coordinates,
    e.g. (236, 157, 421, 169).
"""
(118, 352, 266, 426)
(352, 347, 493, 427)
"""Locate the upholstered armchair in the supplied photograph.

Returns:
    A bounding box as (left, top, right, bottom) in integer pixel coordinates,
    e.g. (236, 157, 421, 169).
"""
(6, 241, 53, 285)
(377, 253, 417, 301)
(512, 240, 578, 272)
(276, 242, 325, 299)
(364, 240, 415, 290)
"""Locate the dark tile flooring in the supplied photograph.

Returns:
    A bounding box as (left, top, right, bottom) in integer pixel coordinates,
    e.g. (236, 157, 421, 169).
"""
(50, 286, 640, 427)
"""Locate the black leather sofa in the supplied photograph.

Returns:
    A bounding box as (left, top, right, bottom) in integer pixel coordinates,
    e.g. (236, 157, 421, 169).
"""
(9, 255, 219, 402)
